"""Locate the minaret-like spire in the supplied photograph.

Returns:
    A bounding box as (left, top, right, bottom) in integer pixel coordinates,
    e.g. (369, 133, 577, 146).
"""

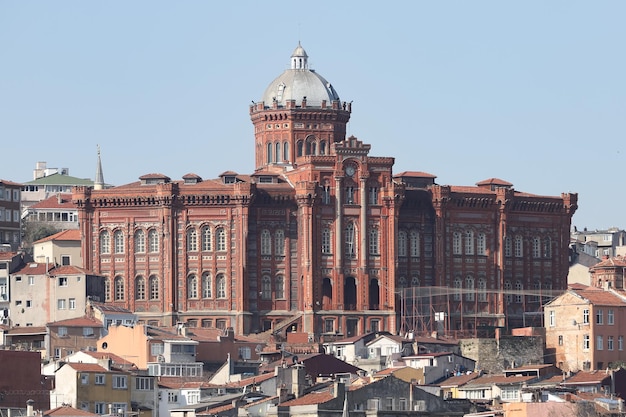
(290, 42, 308, 70)
(94, 145, 104, 190)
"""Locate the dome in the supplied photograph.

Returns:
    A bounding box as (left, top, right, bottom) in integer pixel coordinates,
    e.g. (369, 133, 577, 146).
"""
(261, 44, 341, 107)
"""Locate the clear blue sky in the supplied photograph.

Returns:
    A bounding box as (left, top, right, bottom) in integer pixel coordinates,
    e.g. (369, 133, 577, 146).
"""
(1, 2, 624, 230)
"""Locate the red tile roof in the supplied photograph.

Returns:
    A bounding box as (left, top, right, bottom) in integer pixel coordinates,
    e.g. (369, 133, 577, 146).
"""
(573, 288, 626, 306)
(30, 194, 75, 209)
(462, 374, 536, 387)
(225, 371, 275, 388)
(14, 262, 53, 275)
(394, 171, 437, 179)
(562, 371, 611, 385)
(0, 179, 23, 186)
(49, 265, 94, 275)
(48, 316, 102, 327)
(280, 391, 334, 406)
(44, 406, 99, 417)
(65, 363, 110, 373)
(438, 372, 480, 387)
(35, 229, 80, 243)
(590, 255, 626, 269)
(475, 178, 513, 187)
(7, 326, 47, 335)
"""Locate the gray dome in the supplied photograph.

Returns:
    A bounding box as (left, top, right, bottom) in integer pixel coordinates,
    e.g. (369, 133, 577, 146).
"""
(261, 44, 340, 107)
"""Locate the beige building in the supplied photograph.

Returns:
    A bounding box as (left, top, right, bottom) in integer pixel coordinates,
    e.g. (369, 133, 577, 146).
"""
(33, 229, 82, 267)
(544, 285, 626, 372)
(10, 263, 105, 327)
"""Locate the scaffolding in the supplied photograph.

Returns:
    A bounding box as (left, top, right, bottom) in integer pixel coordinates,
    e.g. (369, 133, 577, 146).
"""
(397, 285, 563, 339)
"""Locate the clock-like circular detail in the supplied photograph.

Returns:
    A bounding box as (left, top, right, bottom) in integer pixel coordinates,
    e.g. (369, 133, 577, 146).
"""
(345, 165, 356, 177)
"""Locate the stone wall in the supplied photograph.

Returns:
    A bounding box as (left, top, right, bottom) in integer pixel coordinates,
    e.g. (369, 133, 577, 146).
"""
(459, 335, 545, 374)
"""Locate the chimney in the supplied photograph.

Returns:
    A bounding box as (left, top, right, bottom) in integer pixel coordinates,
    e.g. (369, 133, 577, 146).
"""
(26, 400, 35, 417)
(57, 193, 62, 204)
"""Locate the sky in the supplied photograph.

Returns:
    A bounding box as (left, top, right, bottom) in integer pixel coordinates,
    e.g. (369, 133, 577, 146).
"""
(1, 2, 624, 231)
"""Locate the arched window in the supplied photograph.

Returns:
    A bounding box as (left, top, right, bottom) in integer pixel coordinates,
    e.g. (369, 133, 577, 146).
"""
(216, 228, 226, 252)
(515, 281, 523, 303)
(369, 228, 379, 255)
(478, 277, 487, 302)
(216, 274, 226, 299)
(114, 230, 124, 254)
(532, 237, 541, 258)
(202, 272, 212, 298)
(104, 277, 111, 302)
(187, 274, 198, 299)
(398, 276, 407, 288)
(504, 280, 512, 303)
(505, 236, 512, 257)
(261, 276, 271, 300)
(466, 275, 475, 301)
(297, 140, 304, 157)
(260, 229, 271, 256)
(275, 142, 280, 162)
(453, 277, 462, 301)
(135, 276, 146, 300)
(276, 276, 284, 299)
(149, 275, 159, 300)
(411, 276, 420, 287)
(274, 229, 285, 256)
(543, 237, 552, 258)
(201, 226, 212, 251)
(452, 232, 462, 255)
(515, 236, 523, 258)
(533, 280, 541, 303)
(100, 230, 110, 254)
(410, 230, 420, 257)
(345, 223, 356, 256)
(267, 143, 273, 163)
(134, 230, 145, 253)
(465, 230, 474, 255)
(321, 228, 331, 254)
(398, 231, 407, 257)
(477, 233, 486, 255)
(187, 228, 198, 252)
(283, 142, 289, 161)
(148, 230, 159, 253)
(320, 140, 327, 155)
(114, 276, 124, 301)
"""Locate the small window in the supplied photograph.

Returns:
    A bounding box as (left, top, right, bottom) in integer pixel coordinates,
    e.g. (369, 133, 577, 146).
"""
(58, 277, 68, 287)
(58, 327, 68, 337)
(81, 374, 89, 385)
(61, 255, 71, 266)
(95, 374, 105, 385)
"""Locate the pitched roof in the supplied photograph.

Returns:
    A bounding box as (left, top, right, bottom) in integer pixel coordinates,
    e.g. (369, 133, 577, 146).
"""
(562, 371, 611, 385)
(48, 316, 102, 327)
(590, 255, 626, 270)
(279, 391, 334, 406)
(461, 374, 536, 388)
(475, 178, 513, 187)
(65, 363, 110, 373)
(30, 194, 75, 209)
(44, 405, 99, 417)
(25, 173, 94, 186)
(438, 372, 480, 388)
(158, 377, 217, 389)
(35, 229, 80, 243)
(6, 326, 47, 335)
(14, 262, 53, 275)
(394, 171, 437, 179)
(0, 179, 23, 186)
(225, 371, 275, 388)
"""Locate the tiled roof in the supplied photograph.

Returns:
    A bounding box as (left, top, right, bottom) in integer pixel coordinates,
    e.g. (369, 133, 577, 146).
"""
(279, 391, 334, 406)
(574, 288, 626, 306)
(30, 194, 75, 209)
(0, 252, 18, 261)
(590, 255, 626, 269)
(44, 405, 99, 417)
(562, 371, 611, 385)
(35, 229, 80, 243)
(65, 363, 110, 373)
(438, 372, 480, 387)
(225, 371, 275, 388)
(394, 171, 437, 179)
(80, 351, 137, 368)
(203, 403, 235, 414)
(462, 374, 536, 388)
(475, 178, 513, 187)
(50, 265, 92, 275)
(0, 179, 23, 186)
(89, 302, 133, 314)
(158, 377, 216, 389)
(48, 316, 102, 327)
(7, 326, 47, 335)
(14, 262, 52, 275)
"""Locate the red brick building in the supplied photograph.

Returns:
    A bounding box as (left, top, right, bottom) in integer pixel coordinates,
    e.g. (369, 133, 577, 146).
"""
(73, 44, 577, 340)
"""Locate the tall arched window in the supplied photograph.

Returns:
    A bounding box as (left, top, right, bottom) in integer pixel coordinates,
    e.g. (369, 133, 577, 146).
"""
(267, 143, 273, 163)
(114, 276, 124, 301)
(543, 237, 552, 258)
(275, 142, 280, 162)
(148, 230, 159, 253)
(321, 228, 331, 254)
(410, 230, 420, 257)
(216, 274, 226, 299)
(135, 230, 145, 253)
(505, 236, 512, 257)
(411, 276, 420, 287)
(453, 232, 462, 255)
(398, 276, 407, 288)
(532, 237, 541, 258)
(260, 229, 271, 255)
(274, 229, 285, 256)
(283, 142, 289, 162)
(369, 228, 379, 255)
(187, 228, 198, 252)
(104, 277, 111, 302)
(135, 276, 145, 300)
(345, 223, 356, 256)
(465, 230, 474, 255)
(149, 275, 159, 300)
(297, 140, 303, 157)
(114, 230, 124, 254)
(216, 228, 226, 251)
(202, 272, 212, 298)
(466, 275, 475, 301)
(261, 276, 271, 300)
(398, 231, 407, 257)
(187, 274, 198, 299)
(453, 277, 462, 301)
(515, 236, 523, 258)
(477, 277, 487, 302)
(202, 226, 212, 251)
(477, 233, 486, 255)
(320, 140, 327, 155)
(100, 230, 110, 254)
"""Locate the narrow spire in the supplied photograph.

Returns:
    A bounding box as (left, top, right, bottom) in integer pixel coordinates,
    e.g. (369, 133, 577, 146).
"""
(94, 145, 104, 190)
